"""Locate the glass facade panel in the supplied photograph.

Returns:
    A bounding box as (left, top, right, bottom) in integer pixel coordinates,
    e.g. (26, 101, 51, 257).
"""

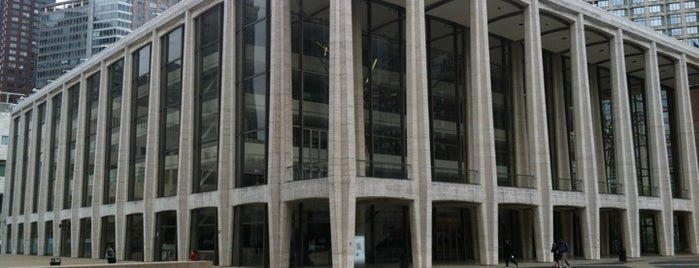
(105, 60, 123, 204)
(125, 214, 144, 261)
(130, 44, 151, 201)
(47, 94, 62, 211)
(662, 88, 680, 198)
(33, 104, 46, 213)
(289, 201, 331, 267)
(30, 222, 38, 255)
(291, 0, 330, 181)
(17, 223, 24, 254)
(629, 76, 653, 196)
(44, 221, 54, 255)
(83, 72, 101, 207)
(427, 17, 467, 183)
(357, 203, 411, 265)
(432, 206, 475, 263)
(237, 0, 269, 187)
(60, 220, 71, 257)
(598, 67, 619, 194)
(361, 0, 407, 179)
(79, 218, 91, 258)
(154, 211, 177, 261)
(64, 86, 80, 209)
(159, 27, 183, 197)
(491, 37, 515, 186)
(8, 117, 19, 216)
(100, 216, 116, 259)
(233, 203, 269, 266)
(190, 208, 219, 265)
(20, 111, 32, 215)
(639, 212, 659, 254)
(194, 5, 223, 193)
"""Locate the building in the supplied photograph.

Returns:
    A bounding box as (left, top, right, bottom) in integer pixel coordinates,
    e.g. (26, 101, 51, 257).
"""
(35, 0, 182, 89)
(2, 0, 699, 266)
(0, 100, 13, 218)
(131, 0, 181, 29)
(584, 0, 699, 46)
(0, 0, 40, 102)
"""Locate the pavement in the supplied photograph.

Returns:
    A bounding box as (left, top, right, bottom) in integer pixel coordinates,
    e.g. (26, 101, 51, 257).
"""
(0, 254, 698, 267)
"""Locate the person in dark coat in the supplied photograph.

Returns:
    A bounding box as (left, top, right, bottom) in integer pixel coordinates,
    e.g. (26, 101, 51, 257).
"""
(503, 240, 519, 268)
(551, 242, 561, 267)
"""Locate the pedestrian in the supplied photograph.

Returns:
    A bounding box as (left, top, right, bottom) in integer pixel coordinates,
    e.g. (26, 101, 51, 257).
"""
(503, 240, 519, 268)
(105, 245, 116, 263)
(189, 249, 200, 261)
(558, 238, 571, 268)
(551, 242, 561, 267)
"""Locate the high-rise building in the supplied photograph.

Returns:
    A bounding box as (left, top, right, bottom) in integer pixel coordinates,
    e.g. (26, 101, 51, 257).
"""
(35, 0, 181, 89)
(2, 0, 699, 266)
(0, 0, 39, 102)
(584, 0, 699, 46)
(131, 0, 181, 30)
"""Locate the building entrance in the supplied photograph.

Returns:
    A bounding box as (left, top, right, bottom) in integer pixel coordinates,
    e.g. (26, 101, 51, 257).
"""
(289, 200, 331, 267)
(432, 204, 476, 264)
(356, 201, 411, 266)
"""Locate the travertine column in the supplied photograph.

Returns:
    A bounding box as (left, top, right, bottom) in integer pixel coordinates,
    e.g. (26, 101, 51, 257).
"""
(405, 0, 431, 266)
(143, 30, 162, 262)
(644, 42, 673, 256)
(523, 1, 554, 261)
(470, 0, 498, 264)
(674, 54, 699, 254)
(217, 0, 236, 265)
(177, 10, 195, 261)
(570, 14, 600, 259)
(268, 1, 292, 267)
(115, 47, 133, 260)
(92, 62, 110, 258)
(328, 0, 359, 266)
(610, 29, 640, 257)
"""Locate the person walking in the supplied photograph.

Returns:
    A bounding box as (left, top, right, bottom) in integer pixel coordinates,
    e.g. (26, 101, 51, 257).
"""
(105, 245, 116, 263)
(558, 238, 571, 268)
(503, 240, 519, 268)
(551, 242, 561, 267)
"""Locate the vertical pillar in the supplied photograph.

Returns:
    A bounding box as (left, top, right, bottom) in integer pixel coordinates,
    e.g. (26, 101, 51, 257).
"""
(610, 29, 640, 257)
(523, 1, 554, 261)
(53, 85, 70, 257)
(644, 42, 673, 256)
(328, 0, 359, 266)
(217, 0, 236, 265)
(143, 30, 162, 262)
(470, 0, 498, 265)
(92, 61, 109, 258)
(115, 47, 133, 260)
(570, 14, 600, 259)
(405, 0, 431, 266)
(674, 54, 699, 254)
(72, 73, 88, 257)
(177, 10, 195, 261)
(268, 1, 292, 267)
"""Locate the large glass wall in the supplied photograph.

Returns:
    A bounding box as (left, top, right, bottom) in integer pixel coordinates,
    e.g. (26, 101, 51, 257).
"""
(356, 202, 411, 265)
(17, 223, 24, 254)
(639, 211, 659, 254)
(291, 0, 330, 181)
(661, 87, 680, 198)
(597, 67, 620, 194)
(47, 94, 62, 211)
(154, 210, 177, 261)
(30, 222, 38, 255)
(20, 111, 32, 214)
(64, 85, 80, 209)
(361, 0, 407, 179)
(233, 203, 268, 267)
(83, 72, 101, 207)
(4, 225, 11, 254)
(33, 103, 46, 213)
(289, 201, 331, 267)
(105, 60, 123, 204)
(194, 5, 223, 193)
(562, 58, 576, 182)
(44, 221, 54, 255)
(79, 218, 91, 258)
(673, 212, 689, 252)
(629, 76, 653, 196)
(432, 205, 475, 264)
(8, 117, 19, 216)
(100, 216, 116, 259)
(427, 17, 467, 184)
(59, 220, 71, 257)
(130, 44, 150, 201)
(159, 27, 184, 197)
(190, 207, 219, 265)
(490, 36, 514, 186)
(125, 214, 144, 261)
(236, 0, 270, 187)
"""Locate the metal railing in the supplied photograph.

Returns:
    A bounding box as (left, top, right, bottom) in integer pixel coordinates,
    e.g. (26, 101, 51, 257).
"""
(598, 181, 624, 195)
(432, 167, 480, 185)
(553, 177, 584, 192)
(498, 173, 536, 189)
(672, 188, 691, 200)
(638, 185, 660, 197)
(286, 161, 328, 182)
(356, 160, 411, 180)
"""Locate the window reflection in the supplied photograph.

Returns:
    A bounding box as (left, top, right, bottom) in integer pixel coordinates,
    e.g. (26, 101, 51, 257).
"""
(159, 27, 183, 197)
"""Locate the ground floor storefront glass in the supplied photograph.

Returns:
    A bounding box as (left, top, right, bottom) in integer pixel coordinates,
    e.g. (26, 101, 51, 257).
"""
(290, 200, 331, 267)
(432, 205, 475, 264)
(356, 202, 411, 266)
(233, 203, 268, 267)
(190, 207, 219, 265)
(154, 211, 177, 261)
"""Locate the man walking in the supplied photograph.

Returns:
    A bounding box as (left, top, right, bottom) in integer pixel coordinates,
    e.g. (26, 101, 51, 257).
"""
(558, 238, 571, 268)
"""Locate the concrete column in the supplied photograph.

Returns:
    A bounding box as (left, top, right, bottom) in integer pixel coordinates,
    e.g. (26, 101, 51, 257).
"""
(644, 42, 673, 256)
(609, 29, 640, 257)
(550, 56, 572, 183)
(570, 14, 600, 259)
(523, 1, 554, 261)
(217, 0, 236, 265)
(405, 0, 431, 266)
(53, 86, 70, 257)
(674, 54, 699, 254)
(92, 62, 110, 258)
(115, 47, 133, 260)
(328, 0, 359, 266)
(268, 1, 292, 267)
(511, 43, 528, 178)
(72, 73, 88, 257)
(470, 0, 498, 265)
(143, 30, 163, 262)
(177, 10, 195, 261)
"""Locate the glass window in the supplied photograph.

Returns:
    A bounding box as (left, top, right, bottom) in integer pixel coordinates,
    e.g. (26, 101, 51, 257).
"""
(104, 60, 123, 204)
(687, 13, 698, 23)
(667, 2, 680, 11)
(125, 214, 144, 261)
(32, 104, 46, 213)
(189, 208, 219, 265)
(20, 111, 32, 215)
(687, 26, 698, 34)
(613, 0, 626, 6)
(632, 0, 644, 4)
(649, 16, 663, 26)
(159, 27, 183, 197)
(1, 135, 8, 144)
(82, 72, 101, 207)
(130, 44, 150, 201)
(233, 204, 268, 266)
(598, 0, 609, 7)
(154, 211, 178, 261)
(47, 94, 62, 212)
(632, 7, 645, 15)
(99, 216, 116, 260)
(44, 221, 54, 255)
(634, 18, 646, 26)
(648, 5, 662, 12)
(7, 117, 18, 216)
(668, 14, 681, 25)
(686, 1, 697, 9)
(64, 86, 79, 209)
(79, 218, 91, 258)
(613, 9, 627, 16)
(668, 28, 682, 36)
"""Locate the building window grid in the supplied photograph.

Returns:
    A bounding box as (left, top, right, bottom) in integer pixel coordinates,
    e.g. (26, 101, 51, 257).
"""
(64, 86, 80, 209)
(47, 94, 62, 212)
(19, 111, 33, 215)
(158, 27, 184, 197)
(32, 103, 47, 213)
(104, 59, 123, 204)
(8, 117, 20, 216)
(129, 44, 151, 201)
(82, 73, 101, 207)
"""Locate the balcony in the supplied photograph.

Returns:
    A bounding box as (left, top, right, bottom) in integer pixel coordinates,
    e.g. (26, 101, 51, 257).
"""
(638, 185, 660, 197)
(672, 188, 691, 200)
(598, 181, 624, 195)
(356, 160, 410, 180)
(498, 173, 536, 189)
(433, 167, 480, 185)
(553, 177, 584, 192)
(286, 161, 328, 182)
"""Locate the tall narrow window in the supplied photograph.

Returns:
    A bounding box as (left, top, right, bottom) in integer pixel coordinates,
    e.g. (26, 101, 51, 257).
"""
(83, 72, 101, 207)
(44, 221, 54, 255)
(5, 225, 11, 254)
(427, 17, 467, 184)
(104, 60, 123, 204)
(194, 5, 223, 193)
(291, 0, 330, 181)
(190, 207, 219, 265)
(8, 117, 20, 216)
(159, 27, 184, 197)
(20, 111, 33, 215)
(130, 45, 151, 201)
(125, 214, 144, 261)
(233, 203, 268, 266)
(662, 87, 680, 198)
(236, 0, 270, 187)
(33, 103, 46, 213)
(100, 216, 116, 258)
(30, 222, 38, 255)
(598, 67, 619, 194)
(491, 37, 514, 186)
(629, 76, 653, 196)
(47, 94, 62, 211)
(154, 211, 177, 261)
(361, 0, 407, 179)
(59, 219, 71, 257)
(79, 218, 92, 258)
(64, 85, 79, 209)
(17, 223, 24, 254)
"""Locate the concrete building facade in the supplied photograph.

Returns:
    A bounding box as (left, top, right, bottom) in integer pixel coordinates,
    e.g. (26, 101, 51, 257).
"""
(2, 0, 699, 267)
